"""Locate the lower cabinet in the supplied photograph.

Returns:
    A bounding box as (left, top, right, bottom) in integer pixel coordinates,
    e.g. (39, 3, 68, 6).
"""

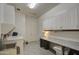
(40, 38, 50, 50)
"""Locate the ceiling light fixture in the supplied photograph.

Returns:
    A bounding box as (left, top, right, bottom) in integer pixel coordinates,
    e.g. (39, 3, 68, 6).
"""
(27, 3, 37, 9)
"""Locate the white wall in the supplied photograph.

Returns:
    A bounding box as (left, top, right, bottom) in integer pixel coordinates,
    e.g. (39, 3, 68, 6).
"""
(0, 4, 3, 37)
(0, 10, 39, 42)
(39, 3, 79, 40)
(1, 23, 15, 34)
(3, 4, 15, 25)
(15, 12, 26, 39)
(0, 25, 1, 38)
(0, 3, 4, 23)
(25, 16, 39, 42)
(15, 12, 39, 42)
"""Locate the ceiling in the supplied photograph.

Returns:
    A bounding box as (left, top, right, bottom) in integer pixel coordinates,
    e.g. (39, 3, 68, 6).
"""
(9, 3, 59, 17)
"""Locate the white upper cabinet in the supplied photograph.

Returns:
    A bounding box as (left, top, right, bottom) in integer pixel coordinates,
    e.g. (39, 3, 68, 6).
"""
(75, 6, 79, 29)
(42, 4, 79, 30)
(55, 14, 64, 29)
(42, 11, 66, 30)
(0, 4, 15, 25)
(42, 18, 53, 30)
(64, 7, 78, 29)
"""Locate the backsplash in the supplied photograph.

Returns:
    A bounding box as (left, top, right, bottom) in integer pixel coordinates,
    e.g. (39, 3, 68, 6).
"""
(42, 31, 55, 37)
(42, 31, 79, 39)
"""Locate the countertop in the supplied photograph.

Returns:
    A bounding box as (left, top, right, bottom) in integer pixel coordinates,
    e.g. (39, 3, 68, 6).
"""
(42, 36, 79, 51)
(3, 36, 24, 44)
(6, 36, 24, 40)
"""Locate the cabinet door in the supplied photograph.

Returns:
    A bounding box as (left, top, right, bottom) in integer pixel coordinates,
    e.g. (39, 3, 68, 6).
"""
(51, 17, 57, 30)
(4, 5, 15, 25)
(76, 6, 79, 28)
(42, 17, 57, 30)
(43, 18, 52, 30)
(65, 7, 78, 29)
(69, 7, 78, 29)
(54, 11, 66, 30)
(42, 19, 49, 30)
(55, 16, 59, 29)
(55, 15, 64, 30)
(60, 12, 66, 29)
(65, 10, 71, 29)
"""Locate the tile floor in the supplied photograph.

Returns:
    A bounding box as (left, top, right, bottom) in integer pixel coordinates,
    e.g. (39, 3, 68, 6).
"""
(0, 48, 16, 55)
(23, 41, 54, 55)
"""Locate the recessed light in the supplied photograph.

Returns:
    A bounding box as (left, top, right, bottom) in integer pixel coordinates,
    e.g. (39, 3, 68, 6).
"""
(27, 3, 37, 9)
